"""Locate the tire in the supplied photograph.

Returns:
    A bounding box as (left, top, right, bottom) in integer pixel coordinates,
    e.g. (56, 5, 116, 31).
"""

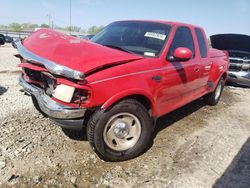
(31, 96, 48, 117)
(87, 99, 153, 161)
(203, 78, 224, 106)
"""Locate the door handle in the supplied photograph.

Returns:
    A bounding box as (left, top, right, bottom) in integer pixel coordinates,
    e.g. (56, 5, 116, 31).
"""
(194, 67, 200, 72)
(152, 75, 162, 83)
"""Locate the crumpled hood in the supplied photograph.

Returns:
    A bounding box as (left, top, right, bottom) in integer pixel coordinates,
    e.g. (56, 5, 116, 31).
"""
(23, 29, 143, 74)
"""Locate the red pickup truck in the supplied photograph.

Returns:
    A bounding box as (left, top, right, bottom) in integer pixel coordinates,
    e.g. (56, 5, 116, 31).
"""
(16, 20, 228, 161)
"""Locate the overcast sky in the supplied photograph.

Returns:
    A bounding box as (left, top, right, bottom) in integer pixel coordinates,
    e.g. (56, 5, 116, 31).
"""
(0, 0, 249, 36)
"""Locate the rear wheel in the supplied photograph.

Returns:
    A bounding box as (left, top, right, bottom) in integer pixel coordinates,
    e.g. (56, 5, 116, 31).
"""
(204, 78, 224, 106)
(87, 99, 153, 161)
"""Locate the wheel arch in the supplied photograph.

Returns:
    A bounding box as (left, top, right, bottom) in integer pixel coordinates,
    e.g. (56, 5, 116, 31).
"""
(101, 89, 157, 117)
(221, 72, 227, 82)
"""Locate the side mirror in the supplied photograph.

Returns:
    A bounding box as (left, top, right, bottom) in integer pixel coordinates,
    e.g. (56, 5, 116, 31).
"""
(167, 47, 192, 62)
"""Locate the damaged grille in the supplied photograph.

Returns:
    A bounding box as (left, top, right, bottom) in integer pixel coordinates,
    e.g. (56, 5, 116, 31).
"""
(24, 68, 56, 95)
(24, 68, 43, 81)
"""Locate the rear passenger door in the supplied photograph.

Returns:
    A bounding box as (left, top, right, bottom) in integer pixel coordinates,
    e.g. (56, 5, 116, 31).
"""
(194, 28, 211, 87)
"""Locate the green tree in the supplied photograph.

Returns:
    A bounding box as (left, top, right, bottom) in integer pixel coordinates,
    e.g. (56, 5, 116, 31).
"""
(29, 23, 39, 29)
(40, 24, 50, 28)
(0, 24, 8, 29)
(9, 23, 22, 32)
(65, 26, 82, 32)
(87, 25, 104, 34)
(21, 22, 39, 30)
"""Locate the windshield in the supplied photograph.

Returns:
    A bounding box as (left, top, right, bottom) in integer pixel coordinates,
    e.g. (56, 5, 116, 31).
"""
(91, 21, 171, 57)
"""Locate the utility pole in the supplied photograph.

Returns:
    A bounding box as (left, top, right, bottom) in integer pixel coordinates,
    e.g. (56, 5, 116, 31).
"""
(69, 0, 72, 34)
(46, 14, 51, 28)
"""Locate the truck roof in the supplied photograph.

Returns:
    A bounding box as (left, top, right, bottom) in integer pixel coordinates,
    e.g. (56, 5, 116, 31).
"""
(118, 20, 203, 29)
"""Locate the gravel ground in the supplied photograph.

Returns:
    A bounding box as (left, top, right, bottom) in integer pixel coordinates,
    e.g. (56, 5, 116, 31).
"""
(0, 44, 250, 188)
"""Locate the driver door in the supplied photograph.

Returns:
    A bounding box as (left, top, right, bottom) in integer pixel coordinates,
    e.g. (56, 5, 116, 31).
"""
(157, 26, 200, 115)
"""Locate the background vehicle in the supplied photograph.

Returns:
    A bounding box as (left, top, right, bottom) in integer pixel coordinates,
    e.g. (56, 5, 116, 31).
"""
(4, 35, 14, 43)
(0, 34, 5, 45)
(12, 38, 20, 48)
(211, 34, 250, 87)
(0, 38, 4, 45)
(79, 34, 95, 40)
(16, 21, 228, 161)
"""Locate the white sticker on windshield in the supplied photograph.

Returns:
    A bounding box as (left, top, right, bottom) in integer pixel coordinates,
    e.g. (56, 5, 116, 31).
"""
(144, 32, 166, 40)
(144, 52, 156, 57)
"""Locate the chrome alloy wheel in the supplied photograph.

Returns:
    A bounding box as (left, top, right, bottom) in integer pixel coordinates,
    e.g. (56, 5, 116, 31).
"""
(103, 112, 142, 151)
(215, 81, 222, 101)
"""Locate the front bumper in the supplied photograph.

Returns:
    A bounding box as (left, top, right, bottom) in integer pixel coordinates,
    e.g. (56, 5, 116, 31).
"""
(228, 71, 250, 87)
(19, 75, 86, 119)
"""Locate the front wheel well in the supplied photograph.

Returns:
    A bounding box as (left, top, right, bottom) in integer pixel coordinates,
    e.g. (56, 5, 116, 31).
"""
(105, 94, 153, 116)
(124, 94, 152, 112)
(222, 72, 227, 81)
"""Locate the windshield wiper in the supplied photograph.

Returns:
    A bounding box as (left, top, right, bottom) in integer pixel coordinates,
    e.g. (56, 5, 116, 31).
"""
(103, 44, 134, 54)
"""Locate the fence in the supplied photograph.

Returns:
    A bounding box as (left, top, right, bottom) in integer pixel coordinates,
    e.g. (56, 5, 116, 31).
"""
(0, 29, 84, 39)
(0, 30, 31, 39)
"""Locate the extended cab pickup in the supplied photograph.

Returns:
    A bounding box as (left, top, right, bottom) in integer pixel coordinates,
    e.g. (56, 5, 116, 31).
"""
(16, 20, 229, 161)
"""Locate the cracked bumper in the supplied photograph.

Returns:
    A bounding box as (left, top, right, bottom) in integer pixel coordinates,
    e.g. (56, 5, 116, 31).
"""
(19, 75, 86, 119)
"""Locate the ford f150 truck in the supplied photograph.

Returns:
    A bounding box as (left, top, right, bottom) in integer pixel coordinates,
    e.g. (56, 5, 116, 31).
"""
(16, 20, 229, 161)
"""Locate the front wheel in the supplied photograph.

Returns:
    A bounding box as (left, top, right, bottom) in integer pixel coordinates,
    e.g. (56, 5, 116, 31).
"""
(87, 99, 153, 161)
(203, 78, 224, 106)
(31, 96, 47, 117)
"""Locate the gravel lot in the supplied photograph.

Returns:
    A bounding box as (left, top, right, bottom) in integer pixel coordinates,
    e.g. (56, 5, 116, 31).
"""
(0, 44, 250, 188)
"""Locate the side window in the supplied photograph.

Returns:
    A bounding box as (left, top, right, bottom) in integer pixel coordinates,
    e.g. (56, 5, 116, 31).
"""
(167, 26, 195, 59)
(195, 28, 208, 58)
